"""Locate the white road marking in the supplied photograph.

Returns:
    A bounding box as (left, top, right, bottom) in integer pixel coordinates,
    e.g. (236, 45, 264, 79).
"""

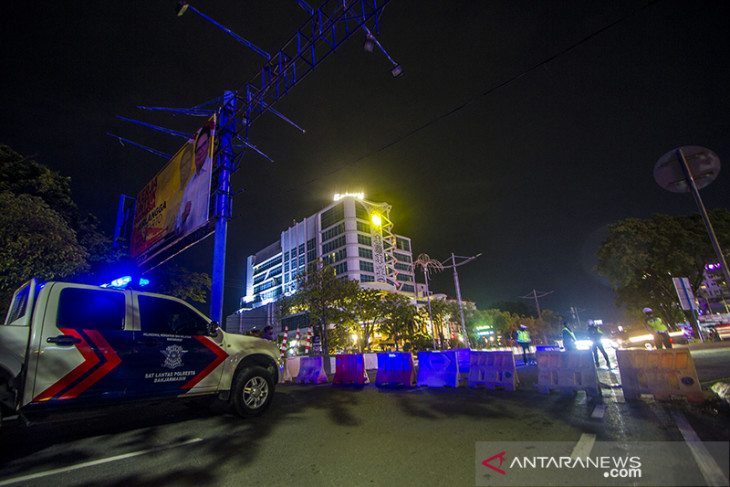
(670, 410, 729, 487)
(0, 438, 203, 486)
(570, 433, 596, 459)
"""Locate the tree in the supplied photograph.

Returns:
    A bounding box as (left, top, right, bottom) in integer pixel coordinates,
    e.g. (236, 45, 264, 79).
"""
(465, 308, 513, 348)
(0, 145, 78, 226)
(146, 263, 211, 307)
(0, 191, 88, 309)
(377, 292, 418, 351)
(0, 146, 122, 291)
(0, 145, 209, 311)
(595, 210, 730, 332)
(349, 288, 388, 352)
(535, 309, 563, 345)
(287, 264, 360, 355)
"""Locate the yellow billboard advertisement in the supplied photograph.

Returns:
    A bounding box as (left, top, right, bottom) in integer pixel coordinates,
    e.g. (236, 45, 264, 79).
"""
(130, 115, 216, 260)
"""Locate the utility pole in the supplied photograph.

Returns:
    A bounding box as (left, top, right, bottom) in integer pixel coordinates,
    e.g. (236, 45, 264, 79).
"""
(169, 1, 397, 323)
(520, 289, 554, 321)
(209, 90, 235, 323)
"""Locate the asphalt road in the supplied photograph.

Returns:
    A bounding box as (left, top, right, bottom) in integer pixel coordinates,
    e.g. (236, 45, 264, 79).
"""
(0, 345, 728, 487)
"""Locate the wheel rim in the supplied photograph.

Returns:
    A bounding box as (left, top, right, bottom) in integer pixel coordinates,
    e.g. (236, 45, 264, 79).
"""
(242, 376, 269, 409)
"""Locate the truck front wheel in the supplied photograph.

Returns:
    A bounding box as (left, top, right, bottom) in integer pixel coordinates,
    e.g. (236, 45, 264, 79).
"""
(231, 366, 274, 417)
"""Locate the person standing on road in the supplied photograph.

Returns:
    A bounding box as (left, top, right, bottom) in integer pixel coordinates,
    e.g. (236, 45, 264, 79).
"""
(516, 325, 532, 365)
(561, 321, 577, 351)
(643, 308, 672, 349)
(587, 320, 611, 369)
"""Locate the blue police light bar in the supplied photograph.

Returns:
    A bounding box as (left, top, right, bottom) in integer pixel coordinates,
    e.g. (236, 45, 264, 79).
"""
(101, 276, 150, 289)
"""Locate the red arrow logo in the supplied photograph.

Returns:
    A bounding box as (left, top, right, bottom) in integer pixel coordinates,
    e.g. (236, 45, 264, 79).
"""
(482, 451, 506, 475)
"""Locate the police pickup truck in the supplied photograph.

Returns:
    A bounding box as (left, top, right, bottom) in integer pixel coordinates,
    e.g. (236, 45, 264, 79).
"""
(0, 279, 281, 426)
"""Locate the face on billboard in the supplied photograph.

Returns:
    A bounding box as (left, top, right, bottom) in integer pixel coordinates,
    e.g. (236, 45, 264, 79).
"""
(195, 130, 210, 174)
(129, 115, 216, 262)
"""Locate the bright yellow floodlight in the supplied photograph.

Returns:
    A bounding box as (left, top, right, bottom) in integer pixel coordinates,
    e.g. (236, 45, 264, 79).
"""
(371, 214, 382, 227)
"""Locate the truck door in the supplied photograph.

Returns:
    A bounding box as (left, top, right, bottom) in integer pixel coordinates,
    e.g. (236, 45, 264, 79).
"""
(126, 294, 226, 398)
(30, 285, 133, 406)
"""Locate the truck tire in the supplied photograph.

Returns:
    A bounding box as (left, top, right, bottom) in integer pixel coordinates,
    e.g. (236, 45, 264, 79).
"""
(231, 366, 274, 417)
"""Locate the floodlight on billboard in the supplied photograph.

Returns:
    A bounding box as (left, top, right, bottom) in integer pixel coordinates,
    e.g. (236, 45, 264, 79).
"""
(130, 115, 216, 266)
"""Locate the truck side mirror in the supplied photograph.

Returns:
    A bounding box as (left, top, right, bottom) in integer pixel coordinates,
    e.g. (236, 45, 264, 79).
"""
(208, 321, 220, 336)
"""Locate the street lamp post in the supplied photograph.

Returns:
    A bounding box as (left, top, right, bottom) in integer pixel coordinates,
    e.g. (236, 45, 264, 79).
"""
(440, 252, 482, 348)
(415, 253, 443, 350)
(423, 267, 436, 350)
(655, 146, 728, 340)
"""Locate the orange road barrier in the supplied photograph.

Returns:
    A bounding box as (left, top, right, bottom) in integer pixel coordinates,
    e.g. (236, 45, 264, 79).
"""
(376, 352, 417, 387)
(295, 356, 328, 384)
(537, 351, 600, 396)
(616, 349, 704, 402)
(333, 354, 369, 385)
(417, 351, 459, 388)
(468, 351, 518, 391)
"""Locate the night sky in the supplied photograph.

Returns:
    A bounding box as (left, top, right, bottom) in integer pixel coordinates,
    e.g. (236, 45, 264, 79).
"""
(2, 1, 729, 323)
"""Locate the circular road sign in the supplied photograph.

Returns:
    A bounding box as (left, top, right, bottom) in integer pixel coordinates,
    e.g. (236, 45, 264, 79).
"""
(654, 146, 721, 193)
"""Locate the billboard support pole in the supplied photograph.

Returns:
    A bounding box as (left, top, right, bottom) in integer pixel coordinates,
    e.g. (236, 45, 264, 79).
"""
(210, 90, 236, 324)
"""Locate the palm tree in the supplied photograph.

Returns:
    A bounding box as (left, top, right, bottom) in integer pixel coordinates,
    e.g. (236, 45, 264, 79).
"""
(413, 253, 444, 349)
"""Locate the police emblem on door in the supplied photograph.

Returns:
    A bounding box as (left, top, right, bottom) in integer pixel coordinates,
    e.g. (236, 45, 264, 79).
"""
(161, 345, 187, 369)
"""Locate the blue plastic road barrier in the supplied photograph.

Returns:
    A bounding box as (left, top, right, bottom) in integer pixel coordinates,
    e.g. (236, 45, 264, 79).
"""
(417, 350, 459, 388)
(536, 345, 561, 352)
(376, 352, 416, 386)
(454, 348, 471, 374)
(295, 356, 328, 384)
(333, 354, 368, 384)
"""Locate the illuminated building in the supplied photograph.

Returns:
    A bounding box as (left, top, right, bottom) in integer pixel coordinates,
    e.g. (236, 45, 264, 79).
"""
(240, 194, 416, 310)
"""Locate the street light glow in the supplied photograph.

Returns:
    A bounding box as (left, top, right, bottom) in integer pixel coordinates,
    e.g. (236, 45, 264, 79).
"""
(371, 214, 382, 227)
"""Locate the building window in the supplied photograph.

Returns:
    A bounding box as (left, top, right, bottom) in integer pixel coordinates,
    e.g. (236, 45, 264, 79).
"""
(321, 202, 344, 229)
(307, 238, 315, 251)
(396, 237, 411, 251)
(356, 221, 370, 233)
(394, 252, 412, 263)
(400, 284, 415, 293)
(396, 273, 413, 282)
(323, 248, 347, 265)
(254, 256, 282, 274)
(333, 262, 348, 275)
(357, 234, 372, 246)
(395, 262, 411, 272)
(360, 274, 375, 283)
(358, 247, 373, 259)
(355, 201, 369, 221)
(322, 235, 346, 254)
(298, 243, 305, 255)
(322, 222, 345, 241)
(360, 261, 374, 273)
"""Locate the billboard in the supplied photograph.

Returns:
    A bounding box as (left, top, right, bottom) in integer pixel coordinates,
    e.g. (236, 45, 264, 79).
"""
(130, 115, 216, 264)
